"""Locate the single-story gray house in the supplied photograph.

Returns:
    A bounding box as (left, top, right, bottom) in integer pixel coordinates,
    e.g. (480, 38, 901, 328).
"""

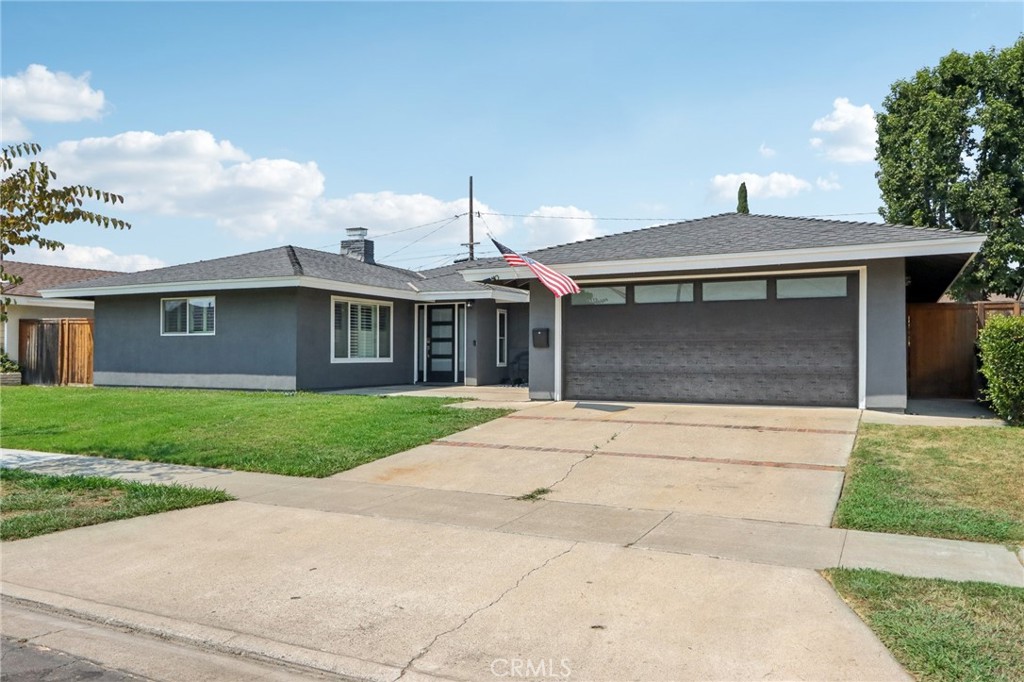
(44, 214, 985, 410)
(43, 228, 530, 392)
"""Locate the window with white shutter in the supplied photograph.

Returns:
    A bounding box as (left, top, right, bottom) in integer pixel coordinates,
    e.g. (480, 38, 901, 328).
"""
(331, 296, 393, 362)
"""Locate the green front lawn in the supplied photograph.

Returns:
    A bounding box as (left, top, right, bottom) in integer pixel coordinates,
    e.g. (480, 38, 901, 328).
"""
(1, 387, 510, 477)
(0, 468, 232, 540)
(834, 424, 1024, 544)
(825, 568, 1024, 682)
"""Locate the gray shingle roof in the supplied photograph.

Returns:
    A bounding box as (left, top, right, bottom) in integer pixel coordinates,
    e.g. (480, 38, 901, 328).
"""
(44, 246, 515, 296)
(2, 261, 122, 297)
(514, 213, 977, 265)
(46, 246, 422, 292)
(415, 259, 510, 292)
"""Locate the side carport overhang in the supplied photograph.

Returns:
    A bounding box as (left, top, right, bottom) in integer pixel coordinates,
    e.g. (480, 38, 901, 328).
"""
(461, 235, 986, 409)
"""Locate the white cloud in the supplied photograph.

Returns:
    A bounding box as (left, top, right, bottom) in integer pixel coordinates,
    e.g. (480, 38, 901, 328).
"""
(30, 128, 607, 267)
(810, 98, 877, 163)
(816, 173, 842, 191)
(1, 64, 106, 141)
(14, 244, 165, 272)
(758, 143, 776, 158)
(36, 129, 523, 261)
(41, 130, 323, 238)
(709, 172, 812, 202)
(521, 206, 599, 249)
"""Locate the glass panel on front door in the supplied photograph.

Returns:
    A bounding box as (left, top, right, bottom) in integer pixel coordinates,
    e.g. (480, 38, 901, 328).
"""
(427, 305, 457, 382)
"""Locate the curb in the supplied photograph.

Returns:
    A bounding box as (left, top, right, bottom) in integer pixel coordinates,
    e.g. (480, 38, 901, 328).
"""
(1, 583, 402, 682)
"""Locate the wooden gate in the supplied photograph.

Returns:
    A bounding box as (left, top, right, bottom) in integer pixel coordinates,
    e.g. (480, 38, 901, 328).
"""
(18, 319, 95, 385)
(907, 303, 978, 398)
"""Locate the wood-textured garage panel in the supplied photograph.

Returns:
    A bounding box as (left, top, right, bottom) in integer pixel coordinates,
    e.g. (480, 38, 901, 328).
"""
(563, 276, 858, 406)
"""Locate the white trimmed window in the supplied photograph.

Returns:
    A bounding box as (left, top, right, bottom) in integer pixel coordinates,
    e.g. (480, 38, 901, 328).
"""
(162, 297, 215, 335)
(776, 276, 848, 299)
(332, 296, 392, 362)
(496, 308, 508, 367)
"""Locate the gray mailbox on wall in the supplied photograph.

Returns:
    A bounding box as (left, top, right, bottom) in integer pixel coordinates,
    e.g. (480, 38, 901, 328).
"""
(532, 328, 550, 348)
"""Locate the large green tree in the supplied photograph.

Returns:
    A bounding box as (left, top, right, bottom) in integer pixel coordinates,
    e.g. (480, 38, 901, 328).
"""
(876, 37, 1024, 299)
(1, 142, 131, 324)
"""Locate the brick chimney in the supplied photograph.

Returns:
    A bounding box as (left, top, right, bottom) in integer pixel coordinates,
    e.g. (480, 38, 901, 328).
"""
(340, 227, 375, 264)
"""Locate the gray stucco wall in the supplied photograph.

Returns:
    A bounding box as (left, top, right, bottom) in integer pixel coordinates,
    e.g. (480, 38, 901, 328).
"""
(294, 288, 414, 390)
(865, 258, 907, 410)
(506, 303, 530, 383)
(94, 289, 298, 390)
(528, 282, 557, 400)
(466, 300, 500, 386)
(463, 301, 530, 386)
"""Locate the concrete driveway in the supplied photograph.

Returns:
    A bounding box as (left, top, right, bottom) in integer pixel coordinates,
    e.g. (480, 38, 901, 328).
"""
(3, 401, 915, 681)
(336, 401, 860, 526)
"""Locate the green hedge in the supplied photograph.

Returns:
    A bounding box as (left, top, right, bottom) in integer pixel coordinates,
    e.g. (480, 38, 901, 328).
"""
(978, 314, 1024, 425)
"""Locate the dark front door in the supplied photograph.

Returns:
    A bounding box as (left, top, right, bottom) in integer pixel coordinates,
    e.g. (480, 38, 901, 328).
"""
(427, 305, 456, 382)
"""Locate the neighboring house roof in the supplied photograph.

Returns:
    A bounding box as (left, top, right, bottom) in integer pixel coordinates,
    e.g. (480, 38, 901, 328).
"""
(2, 261, 121, 298)
(42, 246, 527, 302)
(463, 212, 986, 281)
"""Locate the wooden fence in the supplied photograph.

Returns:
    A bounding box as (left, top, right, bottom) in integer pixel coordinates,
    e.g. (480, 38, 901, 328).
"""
(18, 319, 94, 386)
(907, 301, 1022, 399)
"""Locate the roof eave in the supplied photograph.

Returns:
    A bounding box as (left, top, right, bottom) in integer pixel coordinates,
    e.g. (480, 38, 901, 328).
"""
(424, 287, 529, 303)
(5, 294, 95, 309)
(461, 236, 988, 282)
(39, 274, 530, 303)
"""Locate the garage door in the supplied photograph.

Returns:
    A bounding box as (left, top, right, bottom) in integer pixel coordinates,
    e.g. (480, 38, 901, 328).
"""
(563, 274, 859, 407)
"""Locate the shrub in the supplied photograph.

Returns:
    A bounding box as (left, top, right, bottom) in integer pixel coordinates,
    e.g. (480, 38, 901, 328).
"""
(0, 350, 19, 373)
(978, 315, 1024, 425)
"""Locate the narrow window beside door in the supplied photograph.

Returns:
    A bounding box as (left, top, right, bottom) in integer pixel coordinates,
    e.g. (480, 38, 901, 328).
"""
(496, 308, 508, 367)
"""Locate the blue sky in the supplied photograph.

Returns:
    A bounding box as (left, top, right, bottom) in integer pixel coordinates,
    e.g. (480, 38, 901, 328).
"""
(2, 2, 1021, 272)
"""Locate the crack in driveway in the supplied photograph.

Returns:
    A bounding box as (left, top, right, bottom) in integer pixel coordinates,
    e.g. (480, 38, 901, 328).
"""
(396, 542, 578, 680)
(547, 425, 633, 492)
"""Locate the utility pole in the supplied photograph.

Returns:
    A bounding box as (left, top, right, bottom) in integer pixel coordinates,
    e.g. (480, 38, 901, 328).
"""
(468, 176, 475, 261)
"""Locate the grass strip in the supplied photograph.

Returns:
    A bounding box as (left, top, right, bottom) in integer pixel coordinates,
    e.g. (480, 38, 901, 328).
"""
(1, 468, 232, 540)
(825, 568, 1024, 682)
(834, 424, 1024, 543)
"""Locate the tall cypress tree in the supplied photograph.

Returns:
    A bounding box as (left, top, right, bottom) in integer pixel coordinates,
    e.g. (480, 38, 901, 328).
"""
(737, 182, 749, 214)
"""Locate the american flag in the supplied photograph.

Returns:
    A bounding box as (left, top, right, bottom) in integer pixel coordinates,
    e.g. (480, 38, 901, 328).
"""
(491, 238, 581, 298)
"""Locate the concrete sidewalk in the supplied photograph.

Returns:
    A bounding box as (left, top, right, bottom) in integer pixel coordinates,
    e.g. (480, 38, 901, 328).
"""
(3, 448, 1021, 587)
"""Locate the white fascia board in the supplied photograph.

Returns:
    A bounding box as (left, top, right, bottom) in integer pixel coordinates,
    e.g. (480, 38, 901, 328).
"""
(39, 274, 529, 304)
(41, 276, 306, 299)
(297, 277, 421, 300)
(41, 276, 424, 302)
(460, 235, 988, 281)
(423, 288, 530, 303)
(7, 295, 94, 310)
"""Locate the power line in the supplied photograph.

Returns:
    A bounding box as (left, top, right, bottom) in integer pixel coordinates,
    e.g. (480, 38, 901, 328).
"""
(380, 215, 462, 260)
(477, 211, 681, 222)
(308, 213, 469, 251)
(479, 210, 881, 222)
(375, 213, 468, 238)
(800, 212, 879, 218)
